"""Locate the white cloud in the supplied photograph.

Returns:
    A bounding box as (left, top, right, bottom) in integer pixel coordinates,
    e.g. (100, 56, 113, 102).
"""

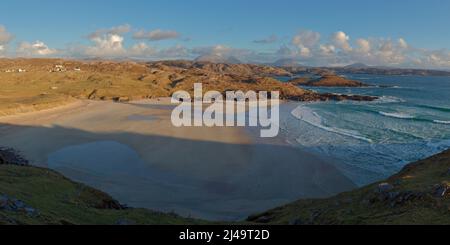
(376, 40, 405, 64)
(191, 44, 257, 61)
(0, 25, 13, 44)
(88, 24, 131, 39)
(17, 41, 57, 56)
(133, 29, 180, 41)
(356, 38, 371, 54)
(319, 44, 336, 56)
(292, 30, 321, 49)
(4, 24, 449, 69)
(85, 34, 126, 57)
(423, 50, 450, 68)
(298, 47, 311, 57)
(128, 42, 156, 57)
(398, 38, 408, 49)
(0, 25, 13, 55)
(332, 31, 352, 52)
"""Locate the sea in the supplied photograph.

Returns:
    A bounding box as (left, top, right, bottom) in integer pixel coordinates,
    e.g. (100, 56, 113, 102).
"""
(277, 74, 450, 186)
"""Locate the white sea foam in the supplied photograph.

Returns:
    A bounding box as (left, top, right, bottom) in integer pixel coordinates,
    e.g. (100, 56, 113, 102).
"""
(374, 96, 405, 104)
(433, 120, 450, 125)
(379, 111, 415, 119)
(291, 106, 373, 143)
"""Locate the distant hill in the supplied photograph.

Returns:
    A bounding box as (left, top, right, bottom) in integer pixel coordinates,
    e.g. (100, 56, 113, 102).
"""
(194, 54, 242, 64)
(272, 58, 302, 67)
(344, 63, 370, 69)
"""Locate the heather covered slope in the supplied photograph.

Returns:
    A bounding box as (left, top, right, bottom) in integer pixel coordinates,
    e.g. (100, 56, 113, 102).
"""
(0, 58, 303, 116)
(248, 150, 450, 225)
(0, 58, 376, 116)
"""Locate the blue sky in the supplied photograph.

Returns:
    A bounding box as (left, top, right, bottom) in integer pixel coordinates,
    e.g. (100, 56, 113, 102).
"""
(1, 0, 449, 68)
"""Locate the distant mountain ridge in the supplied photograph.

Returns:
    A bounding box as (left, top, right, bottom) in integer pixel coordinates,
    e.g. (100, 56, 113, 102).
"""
(344, 63, 370, 69)
(194, 54, 242, 64)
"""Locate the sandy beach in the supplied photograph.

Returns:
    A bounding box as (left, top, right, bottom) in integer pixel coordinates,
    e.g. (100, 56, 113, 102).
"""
(0, 99, 355, 220)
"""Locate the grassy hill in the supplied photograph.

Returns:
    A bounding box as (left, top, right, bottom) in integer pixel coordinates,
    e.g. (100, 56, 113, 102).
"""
(0, 164, 205, 225)
(248, 150, 450, 225)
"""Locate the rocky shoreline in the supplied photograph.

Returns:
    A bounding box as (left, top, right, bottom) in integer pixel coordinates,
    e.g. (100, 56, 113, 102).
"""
(285, 92, 377, 102)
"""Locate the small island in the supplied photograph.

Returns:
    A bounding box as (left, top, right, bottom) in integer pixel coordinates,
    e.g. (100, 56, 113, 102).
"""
(288, 74, 370, 87)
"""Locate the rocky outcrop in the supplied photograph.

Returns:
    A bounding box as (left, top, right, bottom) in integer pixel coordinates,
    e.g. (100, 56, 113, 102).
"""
(289, 74, 369, 87)
(0, 147, 29, 166)
(0, 194, 38, 216)
(285, 92, 377, 102)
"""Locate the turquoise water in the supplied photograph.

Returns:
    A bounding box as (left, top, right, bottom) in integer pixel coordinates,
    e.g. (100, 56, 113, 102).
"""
(279, 74, 450, 186)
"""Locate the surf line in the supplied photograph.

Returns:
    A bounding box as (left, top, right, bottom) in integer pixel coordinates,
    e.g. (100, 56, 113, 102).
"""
(171, 83, 280, 138)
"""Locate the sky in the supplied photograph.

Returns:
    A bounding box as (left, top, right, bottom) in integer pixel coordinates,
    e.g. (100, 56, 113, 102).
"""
(0, 0, 449, 69)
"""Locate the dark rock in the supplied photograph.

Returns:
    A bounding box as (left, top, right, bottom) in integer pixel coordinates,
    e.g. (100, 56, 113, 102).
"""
(309, 210, 322, 223)
(433, 183, 449, 198)
(0, 194, 8, 209)
(112, 97, 130, 103)
(377, 183, 394, 193)
(97, 199, 125, 210)
(87, 89, 98, 100)
(0, 147, 29, 166)
(0, 194, 38, 215)
(13, 199, 26, 209)
(253, 216, 271, 223)
(24, 207, 37, 216)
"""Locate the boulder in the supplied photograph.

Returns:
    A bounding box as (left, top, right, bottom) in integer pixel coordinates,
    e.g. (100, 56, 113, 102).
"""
(378, 183, 394, 193)
(433, 183, 449, 198)
(0, 194, 38, 215)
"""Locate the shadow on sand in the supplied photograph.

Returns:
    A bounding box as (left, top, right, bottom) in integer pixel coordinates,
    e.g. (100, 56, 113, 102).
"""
(0, 122, 355, 221)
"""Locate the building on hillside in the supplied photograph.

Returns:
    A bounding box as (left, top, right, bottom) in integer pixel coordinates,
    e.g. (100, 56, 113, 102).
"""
(50, 65, 66, 72)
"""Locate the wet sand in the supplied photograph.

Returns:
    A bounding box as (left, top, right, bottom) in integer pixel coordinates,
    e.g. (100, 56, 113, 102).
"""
(0, 99, 355, 220)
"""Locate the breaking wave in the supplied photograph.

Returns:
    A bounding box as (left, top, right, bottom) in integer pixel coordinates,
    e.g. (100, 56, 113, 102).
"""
(379, 111, 415, 119)
(291, 106, 373, 143)
(433, 120, 450, 125)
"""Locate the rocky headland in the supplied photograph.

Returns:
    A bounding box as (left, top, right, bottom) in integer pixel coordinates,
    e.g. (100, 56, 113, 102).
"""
(288, 74, 369, 87)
